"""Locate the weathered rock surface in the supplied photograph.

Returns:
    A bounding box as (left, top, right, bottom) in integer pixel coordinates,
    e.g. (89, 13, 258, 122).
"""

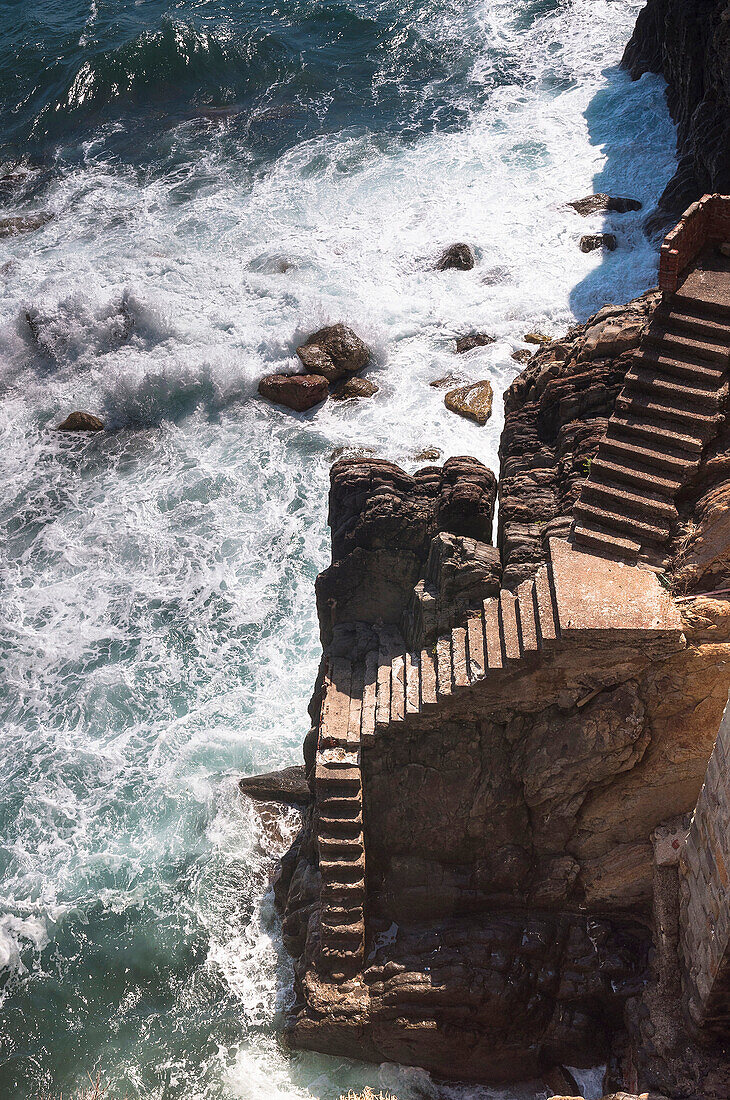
(239, 765, 310, 804)
(569, 194, 643, 216)
(455, 332, 495, 353)
(444, 380, 494, 425)
(499, 289, 661, 587)
(57, 411, 104, 431)
(0, 212, 53, 237)
(315, 456, 497, 645)
(580, 233, 617, 253)
(258, 373, 329, 411)
(331, 377, 378, 400)
(623, 0, 730, 234)
(296, 323, 370, 382)
(435, 243, 475, 271)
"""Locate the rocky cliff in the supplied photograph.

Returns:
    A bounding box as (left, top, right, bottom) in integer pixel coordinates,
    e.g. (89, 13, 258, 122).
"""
(623, 0, 730, 234)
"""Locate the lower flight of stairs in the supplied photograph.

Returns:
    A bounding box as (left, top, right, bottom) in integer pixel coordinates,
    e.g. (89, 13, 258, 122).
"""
(313, 560, 560, 975)
(574, 290, 730, 563)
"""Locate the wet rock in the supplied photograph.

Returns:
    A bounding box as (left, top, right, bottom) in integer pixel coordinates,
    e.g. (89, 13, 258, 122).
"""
(57, 411, 104, 432)
(330, 444, 377, 461)
(296, 323, 370, 382)
(0, 212, 53, 237)
(258, 373, 329, 412)
(430, 373, 464, 389)
(435, 243, 475, 271)
(455, 332, 496, 353)
(414, 447, 442, 462)
(542, 1065, 580, 1097)
(239, 765, 310, 805)
(444, 380, 494, 425)
(523, 332, 550, 345)
(512, 349, 532, 363)
(719, 242, 730, 259)
(580, 233, 618, 253)
(331, 377, 378, 401)
(569, 194, 643, 216)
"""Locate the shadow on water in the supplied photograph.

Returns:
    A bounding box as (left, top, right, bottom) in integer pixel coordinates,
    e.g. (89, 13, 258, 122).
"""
(568, 65, 676, 321)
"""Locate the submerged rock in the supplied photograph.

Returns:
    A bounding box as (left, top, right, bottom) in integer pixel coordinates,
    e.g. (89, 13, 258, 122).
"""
(331, 377, 379, 401)
(523, 332, 551, 345)
(430, 372, 464, 389)
(569, 193, 643, 216)
(0, 212, 53, 237)
(258, 373, 329, 411)
(512, 349, 532, 363)
(444, 380, 494, 425)
(580, 233, 618, 253)
(296, 323, 369, 382)
(57, 411, 104, 432)
(435, 243, 475, 271)
(414, 446, 442, 462)
(239, 765, 310, 805)
(455, 332, 496, 353)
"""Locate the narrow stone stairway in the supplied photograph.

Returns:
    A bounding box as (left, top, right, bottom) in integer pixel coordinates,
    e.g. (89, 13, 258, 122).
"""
(573, 291, 730, 562)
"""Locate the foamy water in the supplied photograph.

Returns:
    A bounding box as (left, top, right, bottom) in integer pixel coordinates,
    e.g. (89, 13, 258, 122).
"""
(0, 0, 675, 1096)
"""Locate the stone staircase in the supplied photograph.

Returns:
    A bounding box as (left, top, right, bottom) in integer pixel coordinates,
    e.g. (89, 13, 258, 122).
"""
(313, 539, 682, 975)
(574, 285, 730, 563)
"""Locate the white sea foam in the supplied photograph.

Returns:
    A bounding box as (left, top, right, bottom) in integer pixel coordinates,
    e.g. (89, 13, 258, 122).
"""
(0, 0, 675, 1096)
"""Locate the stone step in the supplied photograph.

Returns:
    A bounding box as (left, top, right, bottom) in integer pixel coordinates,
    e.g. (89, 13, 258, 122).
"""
(573, 522, 642, 558)
(673, 290, 730, 323)
(483, 598, 503, 669)
(616, 391, 719, 430)
(601, 434, 691, 472)
(376, 628, 401, 730)
(625, 367, 723, 409)
(498, 590, 521, 663)
(436, 634, 453, 698)
(321, 918, 365, 944)
(589, 455, 682, 495)
(318, 943, 363, 971)
(347, 660, 364, 744)
(318, 793, 361, 817)
(360, 649, 379, 745)
(420, 646, 438, 707)
(319, 815, 363, 837)
(320, 658, 354, 748)
(611, 415, 704, 455)
(390, 652, 405, 723)
(644, 327, 730, 366)
(573, 500, 670, 544)
(451, 624, 470, 688)
(632, 348, 726, 385)
(581, 479, 677, 522)
(319, 856, 366, 884)
(467, 610, 486, 681)
(659, 306, 730, 346)
(405, 651, 421, 716)
(516, 579, 538, 656)
(315, 765, 362, 791)
(533, 565, 559, 646)
(321, 877, 364, 901)
(318, 746, 360, 769)
(319, 835, 364, 859)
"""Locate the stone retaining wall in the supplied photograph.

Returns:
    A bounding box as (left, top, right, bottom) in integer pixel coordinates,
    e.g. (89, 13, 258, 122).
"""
(679, 691, 730, 1031)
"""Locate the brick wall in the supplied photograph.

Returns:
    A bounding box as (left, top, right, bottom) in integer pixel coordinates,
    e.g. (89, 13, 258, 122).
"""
(679, 691, 730, 1032)
(659, 194, 730, 293)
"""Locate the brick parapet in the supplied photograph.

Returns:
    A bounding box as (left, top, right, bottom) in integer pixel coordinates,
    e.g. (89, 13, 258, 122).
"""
(659, 194, 730, 293)
(679, 692, 730, 1032)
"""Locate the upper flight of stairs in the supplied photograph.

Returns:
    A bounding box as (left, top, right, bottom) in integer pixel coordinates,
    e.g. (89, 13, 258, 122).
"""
(574, 290, 730, 563)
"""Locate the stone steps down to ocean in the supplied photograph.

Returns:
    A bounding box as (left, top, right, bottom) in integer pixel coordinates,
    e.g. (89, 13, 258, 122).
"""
(271, 198, 730, 1096)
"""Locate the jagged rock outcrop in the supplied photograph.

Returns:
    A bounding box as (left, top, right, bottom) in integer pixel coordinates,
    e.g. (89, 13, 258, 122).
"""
(499, 289, 661, 588)
(623, 0, 730, 235)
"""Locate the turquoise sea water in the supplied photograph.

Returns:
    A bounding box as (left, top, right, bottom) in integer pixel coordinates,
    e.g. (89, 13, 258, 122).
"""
(0, 1, 676, 1097)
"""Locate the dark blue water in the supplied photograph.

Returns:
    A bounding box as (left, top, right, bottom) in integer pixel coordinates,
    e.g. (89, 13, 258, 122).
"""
(0, 2, 676, 1098)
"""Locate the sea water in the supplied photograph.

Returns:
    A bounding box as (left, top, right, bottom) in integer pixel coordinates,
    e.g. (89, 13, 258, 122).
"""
(0, 1, 675, 1097)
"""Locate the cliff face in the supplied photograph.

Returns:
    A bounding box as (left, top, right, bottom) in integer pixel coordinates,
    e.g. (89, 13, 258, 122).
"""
(623, 0, 730, 234)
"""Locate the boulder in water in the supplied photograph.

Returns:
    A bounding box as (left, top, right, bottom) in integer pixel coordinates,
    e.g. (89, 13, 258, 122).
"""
(430, 372, 464, 389)
(0, 212, 53, 238)
(512, 349, 532, 363)
(258, 373, 329, 411)
(569, 193, 642, 216)
(455, 332, 496, 353)
(524, 332, 551, 345)
(331, 377, 379, 400)
(239, 765, 310, 805)
(296, 323, 370, 382)
(580, 233, 617, 253)
(57, 411, 104, 432)
(435, 243, 475, 271)
(444, 380, 493, 425)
